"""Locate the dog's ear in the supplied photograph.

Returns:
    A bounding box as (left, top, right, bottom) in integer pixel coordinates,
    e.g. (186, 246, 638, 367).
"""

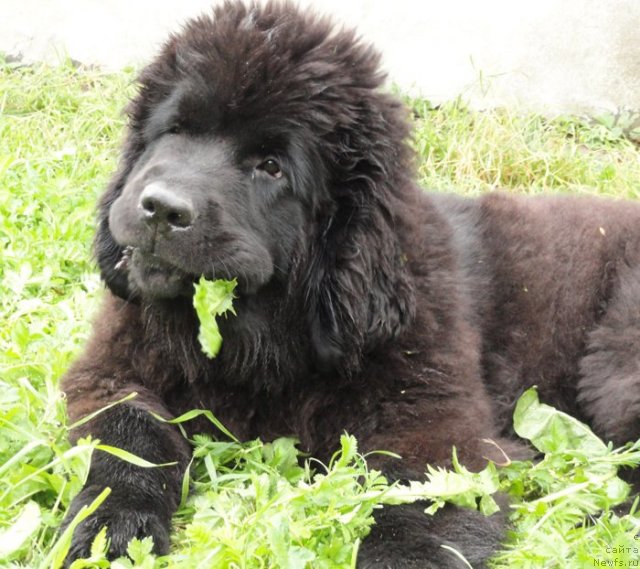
(301, 87, 418, 374)
(93, 139, 143, 302)
(304, 190, 416, 375)
(94, 173, 133, 301)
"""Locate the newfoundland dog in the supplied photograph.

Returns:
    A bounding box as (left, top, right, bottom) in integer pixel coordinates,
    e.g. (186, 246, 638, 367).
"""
(61, 1, 640, 566)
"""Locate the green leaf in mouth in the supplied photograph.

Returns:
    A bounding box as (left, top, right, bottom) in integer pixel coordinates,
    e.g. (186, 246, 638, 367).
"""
(193, 276, 238, 358)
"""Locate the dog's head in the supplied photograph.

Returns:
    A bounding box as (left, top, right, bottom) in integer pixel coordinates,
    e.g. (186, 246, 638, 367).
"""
(97, 0, 416, 370)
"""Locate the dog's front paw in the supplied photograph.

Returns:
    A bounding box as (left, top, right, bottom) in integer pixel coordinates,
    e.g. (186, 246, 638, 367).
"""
(62, 485, 171, 566)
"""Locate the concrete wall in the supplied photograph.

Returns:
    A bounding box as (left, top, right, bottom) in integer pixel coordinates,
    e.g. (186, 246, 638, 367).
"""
(2, 0, 640, 115)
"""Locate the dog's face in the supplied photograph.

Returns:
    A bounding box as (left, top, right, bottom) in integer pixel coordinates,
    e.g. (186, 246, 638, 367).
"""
(107, 118, 317, 299)
(95, 2, 416, 368)
(99, 2, 381, 302)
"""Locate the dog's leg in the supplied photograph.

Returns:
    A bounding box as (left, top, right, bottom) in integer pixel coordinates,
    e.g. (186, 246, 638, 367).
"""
(352, 383, 528, 569)
(358, 500, 507, 569)
(356, 437, 520, 569)
(577, 263, 640, 448)
(60, 353, 190, 564)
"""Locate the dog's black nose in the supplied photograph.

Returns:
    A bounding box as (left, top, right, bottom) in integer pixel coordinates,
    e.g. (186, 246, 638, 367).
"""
(139, 183, 194, 229)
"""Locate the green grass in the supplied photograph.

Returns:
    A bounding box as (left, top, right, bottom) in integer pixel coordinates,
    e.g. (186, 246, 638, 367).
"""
(410, 97, 640, 198)
(1, 59, 640, 568)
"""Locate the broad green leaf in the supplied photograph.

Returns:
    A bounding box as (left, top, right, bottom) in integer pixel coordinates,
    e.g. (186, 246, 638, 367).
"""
(193, 277, 237, 358)
(513, 387, 608, 456)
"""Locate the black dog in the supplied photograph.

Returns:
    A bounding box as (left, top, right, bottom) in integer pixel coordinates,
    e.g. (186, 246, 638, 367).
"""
(61, 1, 640, 566)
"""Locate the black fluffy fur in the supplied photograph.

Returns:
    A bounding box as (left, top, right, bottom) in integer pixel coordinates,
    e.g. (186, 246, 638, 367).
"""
(61, 1, 640, 567)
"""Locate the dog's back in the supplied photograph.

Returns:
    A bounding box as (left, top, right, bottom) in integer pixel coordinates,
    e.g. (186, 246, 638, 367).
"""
(433, 190, 640, 442)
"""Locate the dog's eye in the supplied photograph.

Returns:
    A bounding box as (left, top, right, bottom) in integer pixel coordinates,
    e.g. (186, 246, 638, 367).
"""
(256, 158, 283, 179)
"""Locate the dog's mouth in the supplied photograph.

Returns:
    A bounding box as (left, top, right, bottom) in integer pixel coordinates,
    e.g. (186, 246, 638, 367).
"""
(114, 242, 267, 300)
(117, 246, 195, 300)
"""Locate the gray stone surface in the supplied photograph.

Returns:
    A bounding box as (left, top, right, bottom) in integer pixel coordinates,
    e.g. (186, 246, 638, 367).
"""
(2, 0, 640, 114)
